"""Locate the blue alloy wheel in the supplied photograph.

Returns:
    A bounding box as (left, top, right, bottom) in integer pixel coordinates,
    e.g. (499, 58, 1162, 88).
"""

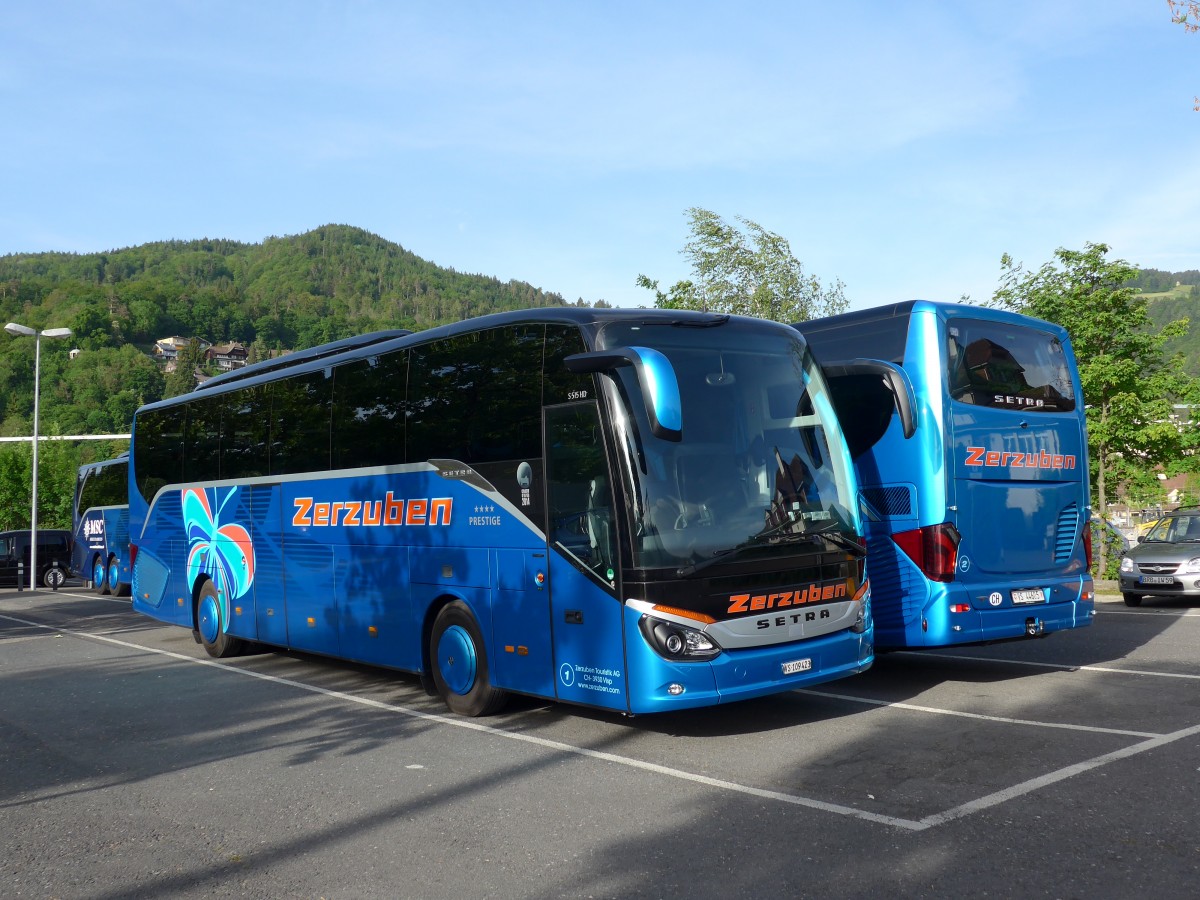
(195, 579, 244, 659)
(198, 590, 221, 645)
(437, 624, 478, 695)
(107, 557, 121, 593)
(427, 600, 507, 716)
(93, 557, 109, 595)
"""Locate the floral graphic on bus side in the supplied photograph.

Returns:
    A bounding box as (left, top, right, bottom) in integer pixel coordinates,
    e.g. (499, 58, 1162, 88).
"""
(183, 487, 256, 603)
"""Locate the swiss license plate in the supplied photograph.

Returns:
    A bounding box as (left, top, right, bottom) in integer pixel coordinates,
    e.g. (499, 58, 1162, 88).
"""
(782, 658, 813, 675)
(1011, 588, 1045, 604)
(1140, 575, 1175, 585)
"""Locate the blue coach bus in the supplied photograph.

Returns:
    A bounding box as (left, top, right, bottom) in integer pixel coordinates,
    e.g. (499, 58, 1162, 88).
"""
(129, 309, 877, 716)
(72, 453, 132, 596)
(797, 300, 1094, 649)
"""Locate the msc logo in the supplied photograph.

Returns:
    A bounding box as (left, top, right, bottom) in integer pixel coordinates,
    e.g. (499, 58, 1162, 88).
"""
(293, 492, 453, 528)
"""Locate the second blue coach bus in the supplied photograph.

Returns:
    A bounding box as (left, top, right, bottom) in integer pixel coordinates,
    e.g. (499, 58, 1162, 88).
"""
(798, 300, 1095, 649)
(129, 309, 877, 716)
(72, 453, 132, 596)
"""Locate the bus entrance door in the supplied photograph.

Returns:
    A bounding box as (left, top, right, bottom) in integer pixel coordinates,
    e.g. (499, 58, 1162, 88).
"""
(544, 403, 628, 712)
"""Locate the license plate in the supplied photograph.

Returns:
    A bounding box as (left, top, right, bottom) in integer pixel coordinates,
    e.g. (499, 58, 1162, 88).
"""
(1011, 588, 1045, 604)
(782, 658, 813, 675)
(1140, 575, 1175, 585)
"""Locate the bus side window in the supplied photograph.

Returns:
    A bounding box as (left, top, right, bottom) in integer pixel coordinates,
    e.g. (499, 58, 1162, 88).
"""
(135, 407, 183, 503)
(332, 352, 407, 470)
(543, 325, 596, 405)
(271, 370, 333, 476)
(183, 394, 224, 484)
(223, 386, 270, 480)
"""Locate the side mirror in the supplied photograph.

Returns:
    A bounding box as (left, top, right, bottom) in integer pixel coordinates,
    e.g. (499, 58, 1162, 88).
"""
(818, 358, 917, 458)
(565, 346, 682, 441)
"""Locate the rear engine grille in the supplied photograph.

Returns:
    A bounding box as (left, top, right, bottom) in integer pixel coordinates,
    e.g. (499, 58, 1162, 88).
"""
(1054, 503, 1079, 564)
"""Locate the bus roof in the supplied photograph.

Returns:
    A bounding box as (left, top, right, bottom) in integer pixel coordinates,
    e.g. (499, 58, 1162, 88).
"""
(136, 307, 740, 416)
(796, 300, 1071, 366)
(78, 452, 129, 474)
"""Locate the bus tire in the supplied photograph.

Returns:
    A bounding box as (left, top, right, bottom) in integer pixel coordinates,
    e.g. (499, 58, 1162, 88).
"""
(429, 601, 508, 717)
(92, 556, 110, 595)
(195, 579, 245, 659)
(107, 555, 122, 595)
(1122, 592, 1143, 607)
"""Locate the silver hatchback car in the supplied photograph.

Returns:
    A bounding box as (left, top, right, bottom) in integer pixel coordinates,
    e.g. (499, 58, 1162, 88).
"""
(1118, 509, 1200, 606)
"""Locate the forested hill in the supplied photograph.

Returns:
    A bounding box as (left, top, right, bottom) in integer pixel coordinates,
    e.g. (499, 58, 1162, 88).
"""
(0, 224, 583, 353)
(1139, 272, 1200, 377)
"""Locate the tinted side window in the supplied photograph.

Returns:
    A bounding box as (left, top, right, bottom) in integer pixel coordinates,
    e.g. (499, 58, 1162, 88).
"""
(80, 462, 128, 510)
(271, 370, 333, 476)
(134, 407, 185, 504)
(542, 325, 595, 405)
(406, 327, 542, 466)
(183, 394, 224, 483)
(222, 386, 270, 480)
(332, 352, 407, 470)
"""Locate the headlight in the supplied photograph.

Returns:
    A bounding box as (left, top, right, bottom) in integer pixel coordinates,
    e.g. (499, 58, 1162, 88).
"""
(1181, 557, 1200, 575)
(1120, 556, 1134, 573)
(851, 595, 871, 633)
(638, 615, 722, 661)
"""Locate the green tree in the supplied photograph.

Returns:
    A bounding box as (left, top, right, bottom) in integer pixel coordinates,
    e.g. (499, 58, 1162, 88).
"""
(637, 208, 848, 323)
(993, 242, 1199, 577)
(164, 339, 209, 398)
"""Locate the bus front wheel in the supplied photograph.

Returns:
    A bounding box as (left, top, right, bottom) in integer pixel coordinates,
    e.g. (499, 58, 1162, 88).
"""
(429, 601, 508, 717)
(195, 580, 245, 659)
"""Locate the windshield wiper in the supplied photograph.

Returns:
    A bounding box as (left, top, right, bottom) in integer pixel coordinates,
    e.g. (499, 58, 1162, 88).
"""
(811, 525, 868, 558)
(675, 521, 863, 578)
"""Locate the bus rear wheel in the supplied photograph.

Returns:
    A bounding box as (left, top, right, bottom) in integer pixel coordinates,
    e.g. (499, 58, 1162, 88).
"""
(107, 555, 130, 597)
(1122, 592, 1143, 607)
(429, 601, 507, 717)
(92, 556, 110, 595)
(195, 580, 245, 659)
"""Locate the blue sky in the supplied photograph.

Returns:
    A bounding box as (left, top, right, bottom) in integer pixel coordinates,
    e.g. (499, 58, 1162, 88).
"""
(3, 1, 1197, 312)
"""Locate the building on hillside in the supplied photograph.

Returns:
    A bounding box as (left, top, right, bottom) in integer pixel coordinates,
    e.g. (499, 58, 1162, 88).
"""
(206, 341, 249, 372)
(154, 336, 211, 362)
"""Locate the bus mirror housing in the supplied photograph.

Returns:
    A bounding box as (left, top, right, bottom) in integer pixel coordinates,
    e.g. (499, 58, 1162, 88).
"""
(564, 346, 682, 441)
(820, 358, 916, 458)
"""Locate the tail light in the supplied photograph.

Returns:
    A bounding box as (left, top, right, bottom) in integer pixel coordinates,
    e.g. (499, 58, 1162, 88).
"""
(129, 543, 138, 570)
(893, 523, 961, 583)
(1082, 525, 1093, 571)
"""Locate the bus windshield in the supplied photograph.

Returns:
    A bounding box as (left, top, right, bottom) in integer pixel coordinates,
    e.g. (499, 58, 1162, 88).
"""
(595, 319, 857, 571)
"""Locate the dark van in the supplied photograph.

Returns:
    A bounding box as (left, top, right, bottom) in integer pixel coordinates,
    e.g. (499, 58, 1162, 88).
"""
(0, 529, 71, 588)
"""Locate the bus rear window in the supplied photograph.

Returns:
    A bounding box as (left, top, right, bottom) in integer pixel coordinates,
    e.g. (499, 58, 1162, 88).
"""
(946, 319, 1076, 413)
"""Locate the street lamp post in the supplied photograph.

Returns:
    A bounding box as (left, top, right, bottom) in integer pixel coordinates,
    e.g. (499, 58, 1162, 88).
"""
(5, 323, 73, 590)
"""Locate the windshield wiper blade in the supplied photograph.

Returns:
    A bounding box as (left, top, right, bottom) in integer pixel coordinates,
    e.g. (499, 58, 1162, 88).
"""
(811, 526, 868, 558)
(675, 547, 739, 578)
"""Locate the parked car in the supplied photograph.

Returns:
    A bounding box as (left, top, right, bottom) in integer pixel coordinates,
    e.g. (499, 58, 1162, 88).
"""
(1137, 518, 1162, 538)
(1118, 508, 1200, 606)
(0, 529, 71, 588)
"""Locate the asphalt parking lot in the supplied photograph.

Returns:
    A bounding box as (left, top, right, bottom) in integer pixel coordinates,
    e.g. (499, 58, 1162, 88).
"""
(2, 586, 1198, 898)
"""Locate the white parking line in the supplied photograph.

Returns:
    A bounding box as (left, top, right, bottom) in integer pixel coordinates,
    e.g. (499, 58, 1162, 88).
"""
(902, 650, 1200, 681)
(798, 689, 1161, 738)
(4, 610, 1197, 833)
(919, 723, 1200, 828)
